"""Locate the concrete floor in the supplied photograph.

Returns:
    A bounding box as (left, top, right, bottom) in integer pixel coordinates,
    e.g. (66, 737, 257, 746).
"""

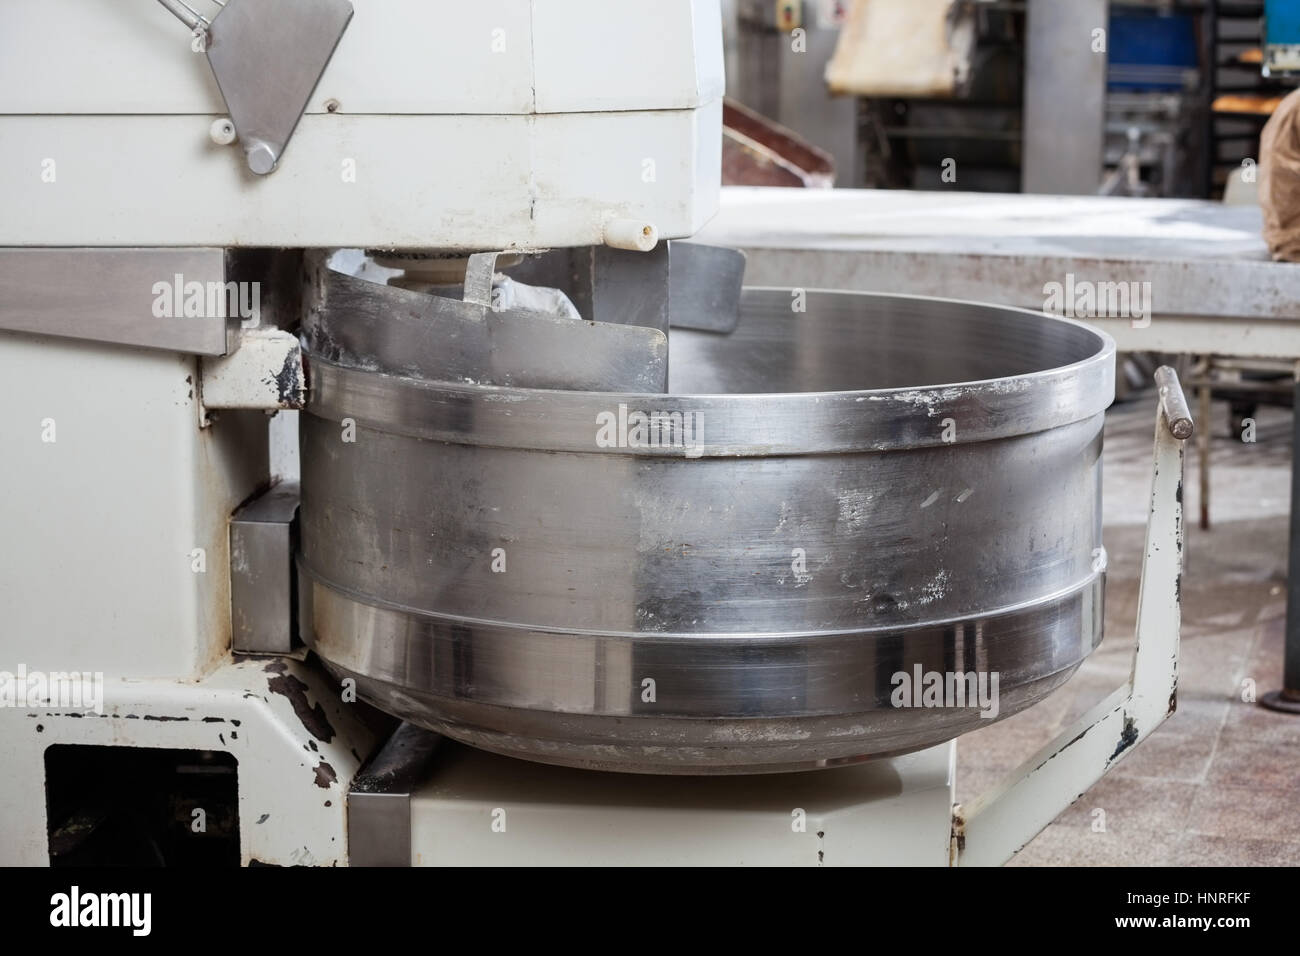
(956, 394, 1300, 866)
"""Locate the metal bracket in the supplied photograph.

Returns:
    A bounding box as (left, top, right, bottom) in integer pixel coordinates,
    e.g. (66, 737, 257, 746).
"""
(953, 366, 1192, 866)
(230, 482, 300, 656)
(502, 242, 746, 335)
(348, 723, 443, 867)
(157, 0, 354, 175)
(199, 327, 305, 425)
(668, 243, 746, 334)
(0, 248, 239, 356)
(462, 251, 511, 308)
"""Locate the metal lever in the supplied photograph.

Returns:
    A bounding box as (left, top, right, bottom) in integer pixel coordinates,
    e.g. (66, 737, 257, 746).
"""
(156, 0, 353, 176)
(953, 366, 1192, 866)
(1155, 364, 1194, 440)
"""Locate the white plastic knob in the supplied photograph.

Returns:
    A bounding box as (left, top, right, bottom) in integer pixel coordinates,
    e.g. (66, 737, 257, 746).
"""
(209, 118, 238, 146)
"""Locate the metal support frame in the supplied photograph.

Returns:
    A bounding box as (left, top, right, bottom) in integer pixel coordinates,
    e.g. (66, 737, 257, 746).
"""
(954, 366, 1190, 866)
(0, 658, 377, 866)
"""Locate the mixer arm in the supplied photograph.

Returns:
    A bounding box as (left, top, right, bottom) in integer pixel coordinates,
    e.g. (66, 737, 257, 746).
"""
(952, 366, 1192, 867)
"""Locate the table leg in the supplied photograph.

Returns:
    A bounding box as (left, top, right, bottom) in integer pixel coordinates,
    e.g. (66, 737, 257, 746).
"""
(1198, 385, 1211, 531)
(1262, 378, 1300, 714)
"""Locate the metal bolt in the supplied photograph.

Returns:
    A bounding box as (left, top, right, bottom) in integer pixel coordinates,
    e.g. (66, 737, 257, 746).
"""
(246, 142, 278, 176)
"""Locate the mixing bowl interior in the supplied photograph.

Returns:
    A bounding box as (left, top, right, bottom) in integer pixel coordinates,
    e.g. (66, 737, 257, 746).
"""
(669, 289, 1109, 395)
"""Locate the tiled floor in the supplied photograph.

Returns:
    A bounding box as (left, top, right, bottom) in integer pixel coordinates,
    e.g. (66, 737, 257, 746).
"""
(956, 395, 1300, 866)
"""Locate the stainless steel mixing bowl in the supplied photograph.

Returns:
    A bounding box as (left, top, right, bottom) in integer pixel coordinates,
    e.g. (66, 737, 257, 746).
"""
(297, 276, 1115, 773)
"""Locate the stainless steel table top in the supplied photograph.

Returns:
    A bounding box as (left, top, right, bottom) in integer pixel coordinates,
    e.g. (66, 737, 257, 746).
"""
(698, 187, 1272, 261)
(695, 189, 1300, 355)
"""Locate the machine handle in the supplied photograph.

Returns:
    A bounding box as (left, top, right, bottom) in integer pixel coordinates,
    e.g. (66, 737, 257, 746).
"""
(1155, 365, 1194, 439)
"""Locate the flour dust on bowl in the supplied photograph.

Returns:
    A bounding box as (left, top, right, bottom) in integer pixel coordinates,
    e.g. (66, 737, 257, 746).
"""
(297, 275, 1116, 774)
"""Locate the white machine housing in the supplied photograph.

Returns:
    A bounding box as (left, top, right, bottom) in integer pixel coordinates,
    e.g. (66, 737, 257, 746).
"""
(0, 0, 723, 249)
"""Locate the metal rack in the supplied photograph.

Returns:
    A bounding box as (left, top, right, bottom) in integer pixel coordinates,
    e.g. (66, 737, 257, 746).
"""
(1202, 0, 1281, 198)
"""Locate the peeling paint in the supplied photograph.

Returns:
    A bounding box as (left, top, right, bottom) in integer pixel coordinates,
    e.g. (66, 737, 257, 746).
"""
(313, 760, 338, 789)
(265, 660, 336, 742)
(272, 346, 305, 408)
(1109, 715, 1138, 762)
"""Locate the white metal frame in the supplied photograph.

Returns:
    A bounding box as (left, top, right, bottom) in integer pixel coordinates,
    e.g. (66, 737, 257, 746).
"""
(0, 658, 376, 866)
(955, 385, 1187, 865)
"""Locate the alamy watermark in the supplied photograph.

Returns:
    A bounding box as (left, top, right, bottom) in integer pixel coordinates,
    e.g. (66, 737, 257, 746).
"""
(1043, 273, 1151, 329)
(50, 886, 150, 936)
(0, 665, 104, 713)
(152, 274, 261, 328)
(891, 665, 1000, 719)
(596, 403, 704, 457)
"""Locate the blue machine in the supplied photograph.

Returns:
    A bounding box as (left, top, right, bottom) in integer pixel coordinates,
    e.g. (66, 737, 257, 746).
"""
(1107, 10, 1199, 91)
(1266, 0, 1300, 75)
